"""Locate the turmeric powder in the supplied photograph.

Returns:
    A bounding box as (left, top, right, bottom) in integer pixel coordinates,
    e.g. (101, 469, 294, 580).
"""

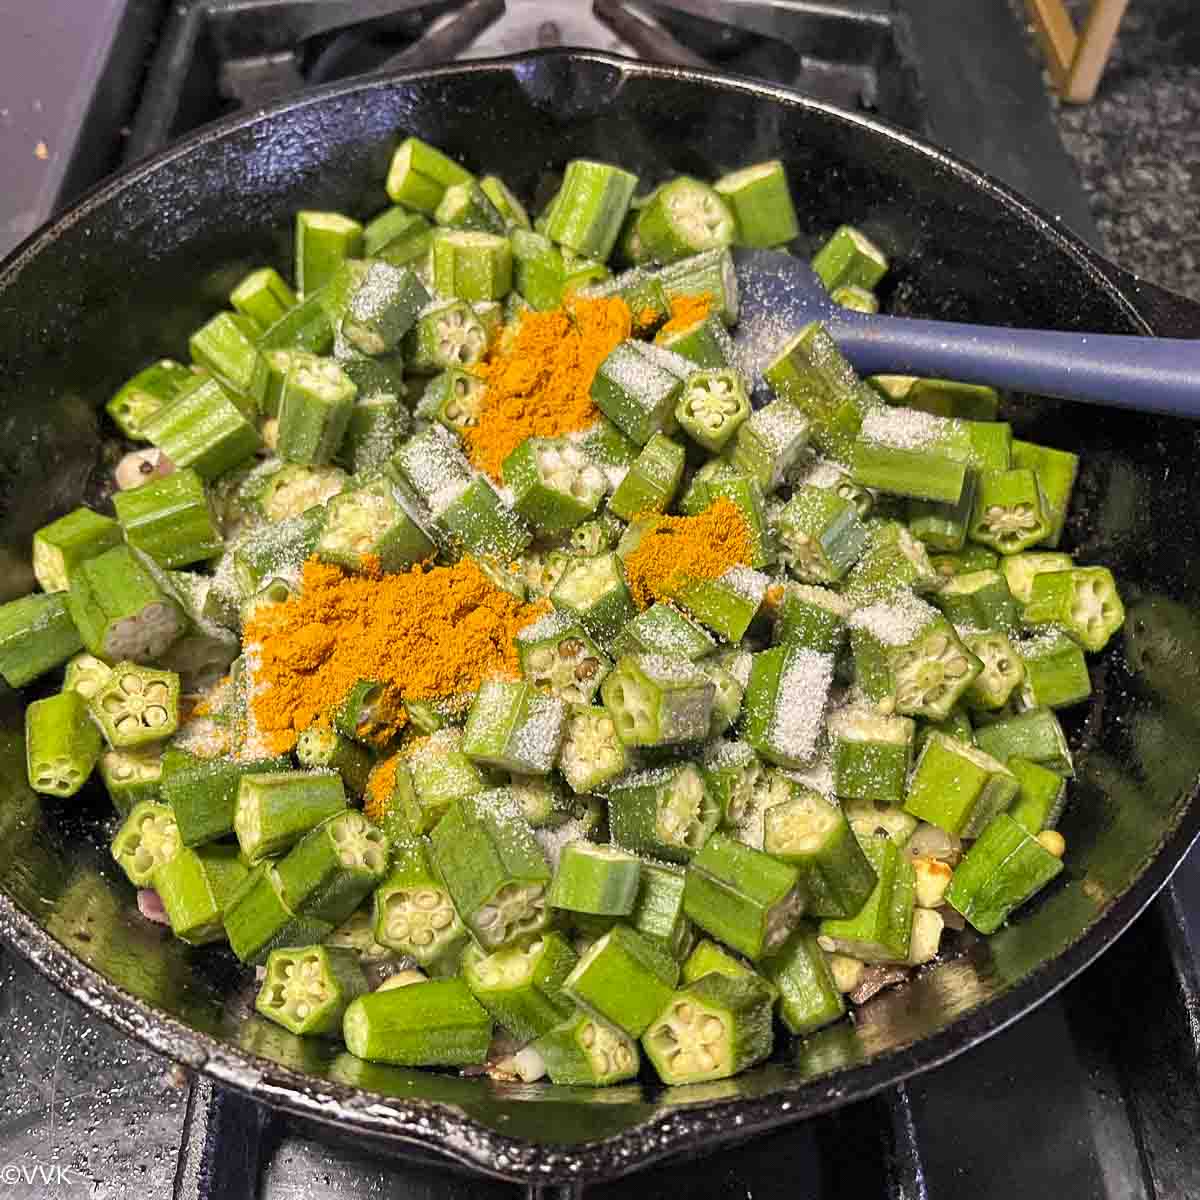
(364, 753, 400, 825)
(244, 556, 546, 754)
(656, 292, 713, 338)
(464, 295, 632, 479)
(623, 498, 752, 608)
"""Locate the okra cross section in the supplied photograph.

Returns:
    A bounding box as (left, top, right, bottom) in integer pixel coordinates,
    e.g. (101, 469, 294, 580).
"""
(533, 1010, 640, 1086)
(642, 972, 774, 1085)
(675, 368, 750, 453)
(563, 924, 680, 1037)
(776, 486, 868, 584)
(557, 704, 629, 794)
(741, 645, 835, 768)
(464, 930, 577, 1042)
(373, 836, 467, 967)
(903, 732, 1019, 837)
(234, 770, 348, 864)
(590, 339, 685, 446)
(24, 690, 102, 799)
(502, 436, 606, 534)
(256, 944, 369, 1037)
(461, 679, 568, 774)
(601, 652, 715, 747)
(968, 467, 1051, 553)
(684, 832, 804, 960)
(1022, 566, 1125, 653)
(700, 740, 765, 830)
(608, 763, 718, 863)
(316, 475, 436, 573)
(111, 799, 181, 887)
(548, 841, 641, 916)
(636, 177, 735, 264)
(963, 631, 1025, 710)
(89, 662, 180, 748)
(551, 552, 637, 647)
(428, 790, 552, 950)
(162, 754, 290, 846)
(99, 745, 162, 817)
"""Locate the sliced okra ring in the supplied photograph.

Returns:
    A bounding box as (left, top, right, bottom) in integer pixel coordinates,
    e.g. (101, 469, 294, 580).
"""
(636, 177, 735, 264)
(223, 863, 334, 965)
(1017, 629, 1091, 709)
(903, 732, 1019, 837)
(773, 583, 848, 654)
(342, 977, 492, 1067)
(230, 266, 296, 331)
(106, 358, 195, 441)
(33, 507, 123, 593)
(463, 930, 577, 1042)
(316, 476, 436, 573)
(89, 661, 180, 748)
(729, 399, 811, 493)
(551, 552, 637, 646)
(946, 812, 1064, 935)
(642, 972, 775, 1085)
(1007, 756, 1068, 835)
(607, 763, 718, 863)
(252, 461, 347, 523)
(831, 284, 879, 314)
(547, 842, 641, 916)
(142, 376, 261, 480)
(545, 160, 638, 259)
(430, 475, 533, 563)
(428, 368, 488, 437)
(399, 728, 487, 833)
(776, 485, 868, 584)
(373, 838, 466, 967)
(233, 769, 347, 864)
(562, 924, 680, 1037)
(760, 927, 846, 1036)
(600, 653, 715, 748)
(111, 799, 181, 887)
(433, 179, 507, 235)
(968, 467, 1052, 553)
(332, 677, 403, 746)
(160, 754, 289, 847)
(683, 832, 803, 960)
(817, 835, 915, 963)
(741, 645, 834, 768)
(842, 520, 938, 605)
(516, 610, 612, 705)
(935, 567, 1021, 636)
(461, 680, 568, 774)
(1011, 438, 1079, 548)
(502, 436, 607, 534)
(98, 744, 162, 817)
(826, 703, 915, 805)
(557, 704, 629, 794)
(428, 791, 552, 950)
(533, 1010, 640, 1086)
(763, 787, 878, 920)
(973, 705, 1075, 776)
(479, 173, 531, 230)
(963, 631, 1025, 710)
(430, 229, 512, 302)
(1023, 566, 1125, 653)
(276, 357, 357, 466)
(589, 339, 684, 446)
(999, 550, 1073, 605)
(152, 843, 246, 944)
(700, 740, 764, 830)
(519, 548, 574, 599)
(24, 691, 100, 798)
(810, 224, 889, 292)
(669, 565, 769, 643)
(713, 160, 799, 248)
(385, 137, 473, 214)
(608, 432, 685, 521)
(403, 300, 488, 372)
(906, 470, 978, 553)
(842, 797, 918, 848)
(189, 311, 269, 410)
(256, 944, 369, 1037)
(294, 210, 364, 294)
(0, 593, 83, 688)
(611, 601, 716, 662)
(675, 367, 750, 453)
(114, 468, 223, 570)
(295, 725, 373, 796)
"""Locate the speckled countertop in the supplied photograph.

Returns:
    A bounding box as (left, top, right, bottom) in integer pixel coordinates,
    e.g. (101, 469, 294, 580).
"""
(1013, 0, 1200, 300)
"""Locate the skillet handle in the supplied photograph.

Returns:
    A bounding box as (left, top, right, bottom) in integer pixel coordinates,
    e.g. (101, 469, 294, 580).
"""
(832, 313, 1200, 420)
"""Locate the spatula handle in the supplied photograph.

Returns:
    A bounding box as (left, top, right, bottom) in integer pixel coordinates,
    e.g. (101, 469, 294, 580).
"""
(833, 313, 1200, 419)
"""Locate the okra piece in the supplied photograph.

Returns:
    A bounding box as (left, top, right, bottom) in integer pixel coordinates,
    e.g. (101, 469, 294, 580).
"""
(849, 594, 982, 720)
(364, 205, 432, 263)
(515, 609, 611, 705)
(1000, 550, 1074, 605)
(870, 375, 1000, 422)
(817, 835, 914, 962)
(761, 927, 846, 1035)
(294, 210, 363, 294)
(64, 651, 114, 700)
(612, 602, 715, 662)
(32, 507, 123, 593)
(276, 356, 357, 465)
(642, 972, 774, 1085)
(316, 474, 436, 572)
(1023, 566, 1125, 653)
(397, 728, 487, 833)
(430, 229, 512, 302)
(331, 678, 400, 747)
(545, 160, 638, 260)
(675, 367, 750, 452)
(623, 861, 691, 959)
(256, 289, 336, 355)
(601, 653, 715, 748)
(776, 486, 868, 584)
(0, 593, 83, 687)
(811, 224, 889, 292)
(557, 704, 629, 794)
(657, 248, 739, 325)
(773, 583, 847, 653)
(655, 311, 731, 368)
(295, 725, 372, 796)
(230, 266, 296, 330)
(1011, 439, 1079, 548)
(385, 137, 473, 213)
(728, 399, 810, 493)
(763, 787, 877, 919)
(373, 836, 467, 966)
(677, 462, 772, 568)
(340, 259, 429, 355)
(548, 842, 641, 916)
(510, 229, 566, 309)
(114, 469, 223, 569)
(403, 300, 488, 372)
(906, 471, 978, 552)
(590, 338, 684, 446)
(189, 312, 269, 410)
(741, 645, 834, 768)
(935, 568, 1020, 636)
(88, 661, 179, 748)
(842, 519, 938, 604)
(106, 358, 195, 440)
(162, 754, 289, 846)
(699, 739, 764, 831)
(343, 977, 492, 1066)
(248, 460, 348, 522)
(969, 467, 1051, 553)
(608, 432, 685, 520)
(670, 565, 769, 642)
(680, 938, 760, 987)
(562, 924, 680, 1037)
(478, 174, 530, 229)
(430, 475, 532, 562)
(714, 160, 799, 248)
(428, 790, 552, 949)
(502, 436, 606, 534)
(843, 797, 918, 847)
(1007, 755, 1068, 835)
(930, 544, 1001, 580)
(152, 843, 247, 945)
(1018, 629, 1091, 709)
(223, 863, 334, 965)
(99, 745, 162, 816)
(635, 177, 735, 265)
(276, 809, 390, 925)
(433, 179, 506, 235)
(827, 704, 915, 805)
(946, 812, 1064, 934)
(427, 367, 485, 437)
(111, 799, 180, 886)
(464, 930, 577, 1041)
(551, 552, 636, 647)
(461, 680, 567, 774)
(684, 832, 804, 960)
(533, 1009, 640, 1086)
(608, 763, 718, 862)
(973, 706, 1074, 776)
(831, 284, 879, 313)
(963, 631, 1025, 710)
(66, 544, 184, 663)
(256, 944, 368, 1037)
(143, 376, 261, 479)
(904, 732, 1019, 837)
(852, 407, 971, 504)
(234, 770, 347, 864)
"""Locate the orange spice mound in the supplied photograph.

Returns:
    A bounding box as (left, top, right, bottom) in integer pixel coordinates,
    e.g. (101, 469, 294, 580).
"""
(464, 295, 632, 479)
(244, 556, 546, 754)
(623, 497, 752, 608)
(364, 754, 400, 825)
(657, 292, 713, 338)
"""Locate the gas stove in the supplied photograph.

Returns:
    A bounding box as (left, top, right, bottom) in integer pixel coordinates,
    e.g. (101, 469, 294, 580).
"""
(1, 3, 1198, 1198)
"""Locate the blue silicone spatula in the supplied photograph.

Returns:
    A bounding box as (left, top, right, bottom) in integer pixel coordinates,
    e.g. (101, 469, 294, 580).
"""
(732, 248, 1200, 416)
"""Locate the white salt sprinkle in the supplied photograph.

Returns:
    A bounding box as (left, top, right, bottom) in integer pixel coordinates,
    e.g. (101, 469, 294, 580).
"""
(848, 591, 939, 646)
(722, 565, 769, 602)
(767, 648, 835, 764)
(859, 405, 953, 451)
(510, 694, 568, 774)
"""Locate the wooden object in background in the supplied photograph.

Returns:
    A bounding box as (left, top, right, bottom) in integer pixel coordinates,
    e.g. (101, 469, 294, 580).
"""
(1024, 0, 1130, 103)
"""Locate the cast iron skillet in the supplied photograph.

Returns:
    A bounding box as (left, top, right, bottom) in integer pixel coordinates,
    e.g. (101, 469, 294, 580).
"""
(2, 50, 1200, 1186)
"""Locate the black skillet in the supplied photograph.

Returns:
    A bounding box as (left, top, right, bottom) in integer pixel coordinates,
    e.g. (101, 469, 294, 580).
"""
(2, 50, 1200, 1187)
